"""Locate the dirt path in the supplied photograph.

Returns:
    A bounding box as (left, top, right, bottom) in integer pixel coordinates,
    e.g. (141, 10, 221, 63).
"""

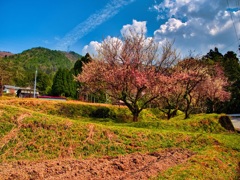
(0, 148, 194, 180)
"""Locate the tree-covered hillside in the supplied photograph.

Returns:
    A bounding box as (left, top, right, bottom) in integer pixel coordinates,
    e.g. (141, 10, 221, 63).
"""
(2, 47, 81, 74)
(0, 47, 82, 94)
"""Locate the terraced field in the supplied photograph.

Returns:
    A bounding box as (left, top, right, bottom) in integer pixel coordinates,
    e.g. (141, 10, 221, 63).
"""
(0, 98, 239, 179)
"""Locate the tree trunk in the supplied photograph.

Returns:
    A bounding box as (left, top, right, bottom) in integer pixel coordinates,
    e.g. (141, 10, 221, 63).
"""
(170, 109, 178, 119)
(122, 98, 141, 122)
(184, 100, 191, 119)
(184, 110, 190, 119)
(184, 94, 191, 119)
(132, 111, 140, 122)
(184, 98, 191, 119)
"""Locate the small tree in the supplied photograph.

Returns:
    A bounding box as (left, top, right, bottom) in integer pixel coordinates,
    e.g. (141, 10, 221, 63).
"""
(173, 59, 209, 119)
(150, 69, 183, 119)
(198, 64, 231, 113)
(77, 29, 178, 122)
(171, 59, 231, 119)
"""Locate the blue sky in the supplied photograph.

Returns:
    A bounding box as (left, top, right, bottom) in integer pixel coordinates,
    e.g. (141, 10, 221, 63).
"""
(0, 0, 239, 57)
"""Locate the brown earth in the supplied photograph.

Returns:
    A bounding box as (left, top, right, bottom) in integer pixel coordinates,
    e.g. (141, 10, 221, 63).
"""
(0, 148, 194, 180)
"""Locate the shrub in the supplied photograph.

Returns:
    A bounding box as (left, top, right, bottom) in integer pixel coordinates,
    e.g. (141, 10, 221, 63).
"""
(91, 107, 110, 118)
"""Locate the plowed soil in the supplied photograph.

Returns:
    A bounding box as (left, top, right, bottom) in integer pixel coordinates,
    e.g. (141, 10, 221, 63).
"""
(0, 148, 194, 180)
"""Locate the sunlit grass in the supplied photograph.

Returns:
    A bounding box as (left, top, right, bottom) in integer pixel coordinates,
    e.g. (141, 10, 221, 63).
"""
(0, 97, 239, 179)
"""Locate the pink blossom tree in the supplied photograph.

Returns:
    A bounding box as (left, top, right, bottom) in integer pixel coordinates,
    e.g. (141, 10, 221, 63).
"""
(172, 58, 210, 119)
(197, 64, 231, 112)
(77, 29, 178, 122)
(169, 59, 230, 119)
(154, 73, 184, 119)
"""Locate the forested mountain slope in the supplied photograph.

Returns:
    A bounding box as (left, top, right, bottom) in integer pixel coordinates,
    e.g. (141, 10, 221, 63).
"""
(1, 47, 81, 74)
(0, 47, 82, 88)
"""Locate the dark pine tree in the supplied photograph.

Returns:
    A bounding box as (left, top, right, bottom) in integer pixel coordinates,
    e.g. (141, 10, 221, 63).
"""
(52, 68, 65, 96)
(52, 68, 77, 98)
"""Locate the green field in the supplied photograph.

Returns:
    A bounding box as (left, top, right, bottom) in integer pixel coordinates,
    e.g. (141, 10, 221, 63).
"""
(0, 97, 239, 179)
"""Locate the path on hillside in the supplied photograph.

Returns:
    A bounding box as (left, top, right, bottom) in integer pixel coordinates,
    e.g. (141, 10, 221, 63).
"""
(228, 114, 240, 129)
(231, 117, 240, 129)
(0, 148, 194, 180)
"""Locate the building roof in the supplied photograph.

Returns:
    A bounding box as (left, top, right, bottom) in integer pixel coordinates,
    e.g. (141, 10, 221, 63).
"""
(3, 85, 20, 90)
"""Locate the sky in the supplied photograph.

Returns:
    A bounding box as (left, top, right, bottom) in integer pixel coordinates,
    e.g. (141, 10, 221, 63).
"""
(0, 0, 239, 57)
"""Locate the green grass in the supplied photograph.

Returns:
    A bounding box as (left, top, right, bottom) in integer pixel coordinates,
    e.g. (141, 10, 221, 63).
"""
(0, 97, 239, 179)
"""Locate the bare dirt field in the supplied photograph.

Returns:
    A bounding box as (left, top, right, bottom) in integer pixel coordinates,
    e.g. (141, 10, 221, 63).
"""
(0, 148, 194, 180)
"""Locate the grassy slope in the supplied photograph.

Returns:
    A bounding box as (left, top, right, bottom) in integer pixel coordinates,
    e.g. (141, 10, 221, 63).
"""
(0, 97, 239, 179)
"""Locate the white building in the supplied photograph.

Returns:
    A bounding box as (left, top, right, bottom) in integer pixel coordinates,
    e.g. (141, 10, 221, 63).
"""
(3, 85, 20, 94)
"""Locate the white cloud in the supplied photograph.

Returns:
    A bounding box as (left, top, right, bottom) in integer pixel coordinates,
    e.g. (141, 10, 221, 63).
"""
(152, 0, 240, 56)
(82, 1, 240, 58)
(82, 20, 152, 57)
(121, 19, 147, 37)
(158, 18, 186, 34)
(82, 41, 101, 57)
(82, 36, 123, 57)
(56, 0, 135, 51)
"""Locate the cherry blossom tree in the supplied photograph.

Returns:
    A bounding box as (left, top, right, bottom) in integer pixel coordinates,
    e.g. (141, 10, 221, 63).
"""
(154, 73, 184, 119)
(169, 59, 230, 119)
(172, 58, 210, 119)
(197, 64, 231, 113)
(77, 29, 178, 122)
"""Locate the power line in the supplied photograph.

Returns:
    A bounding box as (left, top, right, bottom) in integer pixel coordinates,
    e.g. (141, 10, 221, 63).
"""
(226, 0, 240, 57)
(237, 0, 240, 23)
(226, 0, 239, 41)
(221, 39, 239, 52)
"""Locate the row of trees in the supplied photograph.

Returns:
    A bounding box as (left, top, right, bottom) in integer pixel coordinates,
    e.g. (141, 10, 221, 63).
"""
(76, 29, 233, 122)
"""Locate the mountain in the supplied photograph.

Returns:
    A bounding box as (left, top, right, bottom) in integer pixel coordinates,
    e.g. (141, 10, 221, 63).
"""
(63, 51, 82, 64)
(2, 47, 81, 74)
(0, 51, 14, 58)
(0, 47, 82, 89)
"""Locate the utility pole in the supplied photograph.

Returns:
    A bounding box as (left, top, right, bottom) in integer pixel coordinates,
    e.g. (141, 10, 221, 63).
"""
(33, 69, 37, 98)
(0, 76, 3, 97)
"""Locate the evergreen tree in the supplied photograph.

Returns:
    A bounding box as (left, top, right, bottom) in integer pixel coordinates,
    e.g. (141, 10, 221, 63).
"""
(73, 53, 92, 75)
(37, 71, 52, 95)
(66, 69, 77, 98)
(221, 51, 240, 113)
(203, 47, 223, 63)
(51, 68, 77, 98)
(52, 68, 65, 96)
(73, 53, 92, 99)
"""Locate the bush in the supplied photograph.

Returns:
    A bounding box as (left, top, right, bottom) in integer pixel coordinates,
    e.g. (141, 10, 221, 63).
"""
(91, 107, 110, 118)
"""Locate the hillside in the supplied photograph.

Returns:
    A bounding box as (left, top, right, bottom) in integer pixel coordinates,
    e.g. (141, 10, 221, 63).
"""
(0, 97, 239, 179)
(0, 47, 82, 90)
(1, 47, 81, 75)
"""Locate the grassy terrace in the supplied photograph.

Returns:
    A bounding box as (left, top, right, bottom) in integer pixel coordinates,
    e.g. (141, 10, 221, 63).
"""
(0, 97, 239, 179)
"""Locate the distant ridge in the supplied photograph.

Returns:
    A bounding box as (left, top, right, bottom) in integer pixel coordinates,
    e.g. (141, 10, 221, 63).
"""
(1, 47, 82, 74)
(0, 47, 83, 93)
(0, 51, 14, 57)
